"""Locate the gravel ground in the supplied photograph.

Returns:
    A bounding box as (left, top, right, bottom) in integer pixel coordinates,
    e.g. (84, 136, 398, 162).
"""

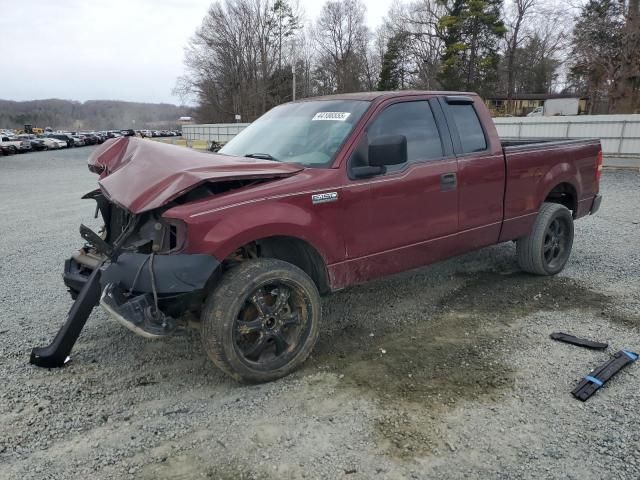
(1, 147, 639, 480)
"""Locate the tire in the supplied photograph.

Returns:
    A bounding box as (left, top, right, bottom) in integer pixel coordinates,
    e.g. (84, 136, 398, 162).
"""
(517, 202, 574, 275)
(201, 258, 321, 383)
(10, 146, 17, 155)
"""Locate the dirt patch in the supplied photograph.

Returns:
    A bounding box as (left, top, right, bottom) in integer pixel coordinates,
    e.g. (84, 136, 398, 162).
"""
(138, 454, 264, 480)
(309, 271, 627, 457)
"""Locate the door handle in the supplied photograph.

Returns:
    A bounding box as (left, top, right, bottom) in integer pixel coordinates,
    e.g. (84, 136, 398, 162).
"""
(441, 172, 457, 191)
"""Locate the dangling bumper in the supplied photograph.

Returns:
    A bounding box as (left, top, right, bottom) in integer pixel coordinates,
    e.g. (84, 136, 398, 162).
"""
(63, 250, 220, 331)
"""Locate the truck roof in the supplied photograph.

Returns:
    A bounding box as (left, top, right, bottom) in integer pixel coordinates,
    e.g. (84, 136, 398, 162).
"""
(300, 90, 478, 102)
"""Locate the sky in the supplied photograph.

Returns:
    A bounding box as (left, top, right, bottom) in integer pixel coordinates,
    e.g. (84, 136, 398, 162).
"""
(0, 0, 393, 105)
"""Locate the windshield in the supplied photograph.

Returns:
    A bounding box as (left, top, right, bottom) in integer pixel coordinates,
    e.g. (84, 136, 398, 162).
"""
(219, 100, 370, 168)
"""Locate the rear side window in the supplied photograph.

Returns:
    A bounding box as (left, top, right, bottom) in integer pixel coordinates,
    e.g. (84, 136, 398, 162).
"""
(449, 104, 487, 153)
(367, 101, 443, 162)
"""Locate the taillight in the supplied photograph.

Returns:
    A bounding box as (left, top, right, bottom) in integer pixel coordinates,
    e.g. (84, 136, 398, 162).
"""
(595, 148, 603, 185)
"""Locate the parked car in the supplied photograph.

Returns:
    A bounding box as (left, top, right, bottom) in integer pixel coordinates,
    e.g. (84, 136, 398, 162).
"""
(29, 138, 49, 151)
(79, 134, 96, 145)
(17, 134, 46, 151)
(46, 133, 74, 147)
(85, 135, 96, 145)
(32, 91, 603, 383)
(19, 139, 32, 152)
(85, 133, 104, 144)
(72, 136, 85, 147)
(1, 144, 15, 155)
(1, 135, 31, 153)
(44, 137, 67, 149)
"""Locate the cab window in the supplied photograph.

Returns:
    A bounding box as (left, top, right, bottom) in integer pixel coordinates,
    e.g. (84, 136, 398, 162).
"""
(448, 104, 487, 153)
(367, 101, 444, 164)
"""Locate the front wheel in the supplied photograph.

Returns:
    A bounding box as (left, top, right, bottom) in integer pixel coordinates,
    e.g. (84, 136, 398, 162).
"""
(201, 258, 321, 383)
(517, 202, 574, 275)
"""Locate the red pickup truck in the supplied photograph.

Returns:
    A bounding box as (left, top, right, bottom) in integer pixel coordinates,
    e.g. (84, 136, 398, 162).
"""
(31, 91, 603, 383)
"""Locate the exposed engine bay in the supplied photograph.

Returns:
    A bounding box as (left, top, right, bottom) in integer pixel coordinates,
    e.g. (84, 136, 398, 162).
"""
(67, 190, 218, 340)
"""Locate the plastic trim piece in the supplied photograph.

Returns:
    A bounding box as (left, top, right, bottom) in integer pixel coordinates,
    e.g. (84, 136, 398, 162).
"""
(550, 332, 608, 350)
(572, 350, 638, 401)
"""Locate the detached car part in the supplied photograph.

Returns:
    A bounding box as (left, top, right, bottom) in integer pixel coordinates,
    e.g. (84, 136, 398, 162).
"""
(572, 350, 638, 401)
(550, 332, 608, 350)
(30, 266, 103, 368)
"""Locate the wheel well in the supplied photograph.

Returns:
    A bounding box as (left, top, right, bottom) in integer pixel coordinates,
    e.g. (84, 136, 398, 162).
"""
(228, 236, 331, 295)
(544, 183, 577, 216)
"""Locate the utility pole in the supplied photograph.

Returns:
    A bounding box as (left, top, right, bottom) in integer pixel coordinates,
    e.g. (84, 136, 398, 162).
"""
(292, 63, 296, 102)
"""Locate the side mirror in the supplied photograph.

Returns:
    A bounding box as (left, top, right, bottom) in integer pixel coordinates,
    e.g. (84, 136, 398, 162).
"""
(351, 135, 408, 179)
(369, 135, 407, 167)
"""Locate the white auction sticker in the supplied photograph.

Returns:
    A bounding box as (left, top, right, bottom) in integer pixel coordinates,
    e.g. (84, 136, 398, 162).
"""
(312, 112, 351, 121)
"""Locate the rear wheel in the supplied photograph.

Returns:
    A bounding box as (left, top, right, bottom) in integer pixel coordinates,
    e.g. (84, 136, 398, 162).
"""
(517, 202, 574, 275)
(201, 258, 321, 383)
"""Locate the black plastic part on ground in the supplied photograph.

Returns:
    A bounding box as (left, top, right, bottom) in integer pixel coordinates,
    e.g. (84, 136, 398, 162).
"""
(29, 266, 103, 368)
(572, 350, 638, 401)
(550, 332, 608, 350)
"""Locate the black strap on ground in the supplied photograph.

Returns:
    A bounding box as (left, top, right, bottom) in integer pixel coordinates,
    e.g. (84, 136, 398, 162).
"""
(572, 350, 638, 401)
(30, 266, 103, 368)
(550, 332, 608, 350)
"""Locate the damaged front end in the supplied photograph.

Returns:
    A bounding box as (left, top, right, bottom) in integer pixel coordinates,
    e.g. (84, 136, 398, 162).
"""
(31, 137, 301, 368)
(31, 190, 219, 368)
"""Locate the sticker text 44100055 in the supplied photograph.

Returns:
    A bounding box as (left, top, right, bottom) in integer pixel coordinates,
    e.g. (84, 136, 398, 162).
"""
(312, 112, 351, 121)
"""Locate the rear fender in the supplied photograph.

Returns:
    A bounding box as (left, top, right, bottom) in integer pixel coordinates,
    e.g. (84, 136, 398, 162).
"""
(537, 162, 580, 211)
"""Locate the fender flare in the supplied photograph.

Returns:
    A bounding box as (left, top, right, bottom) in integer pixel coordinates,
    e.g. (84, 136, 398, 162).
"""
(536, 162, 580, 211)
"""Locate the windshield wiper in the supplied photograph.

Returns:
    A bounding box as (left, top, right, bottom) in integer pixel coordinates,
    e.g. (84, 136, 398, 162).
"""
(244, 153, 278, 161)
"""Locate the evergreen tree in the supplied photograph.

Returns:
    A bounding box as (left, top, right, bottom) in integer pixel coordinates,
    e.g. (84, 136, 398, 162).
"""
(437, 0, 506, 95)
(269, 0, 301, 71)
(377, 32, 409, 91)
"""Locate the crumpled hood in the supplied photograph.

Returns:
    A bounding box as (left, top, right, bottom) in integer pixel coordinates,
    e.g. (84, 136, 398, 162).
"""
(88, 137, 303, 214)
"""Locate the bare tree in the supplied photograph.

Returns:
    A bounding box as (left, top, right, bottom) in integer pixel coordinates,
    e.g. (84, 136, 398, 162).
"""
(313, 0, 369, 93)
(378, 0, 446, 89)
(569, 0, 639, 114)
(503, 0, 536, 113)
(177, 0, 303, 122)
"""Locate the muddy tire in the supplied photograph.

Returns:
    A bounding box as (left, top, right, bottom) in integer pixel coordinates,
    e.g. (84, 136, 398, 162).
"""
(517, 202, 574, 275)
(201, 258, 321, 383)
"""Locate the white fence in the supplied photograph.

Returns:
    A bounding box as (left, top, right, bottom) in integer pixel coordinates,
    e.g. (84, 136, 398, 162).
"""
(494, 114, 640, 158)
(182, 123, 249, 143)
(182, 114, 640, 159)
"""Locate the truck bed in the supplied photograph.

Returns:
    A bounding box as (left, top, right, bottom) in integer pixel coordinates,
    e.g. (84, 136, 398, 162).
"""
(497, 136, 601, 243)
(500, 137, 600, 150)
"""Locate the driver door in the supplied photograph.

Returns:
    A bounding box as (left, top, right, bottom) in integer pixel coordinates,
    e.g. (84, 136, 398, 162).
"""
(340, 98, 459, 281)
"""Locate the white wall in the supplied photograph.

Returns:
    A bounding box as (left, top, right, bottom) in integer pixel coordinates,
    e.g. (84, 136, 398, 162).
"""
(182, 114, 640, 158)
(182, 123, 249, 143)
(494, 114, 640, 157)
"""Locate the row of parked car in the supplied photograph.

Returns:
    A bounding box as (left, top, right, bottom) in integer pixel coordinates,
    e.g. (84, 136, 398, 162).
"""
(140, 130, 182, 138)
(0, 129, 182, 155)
